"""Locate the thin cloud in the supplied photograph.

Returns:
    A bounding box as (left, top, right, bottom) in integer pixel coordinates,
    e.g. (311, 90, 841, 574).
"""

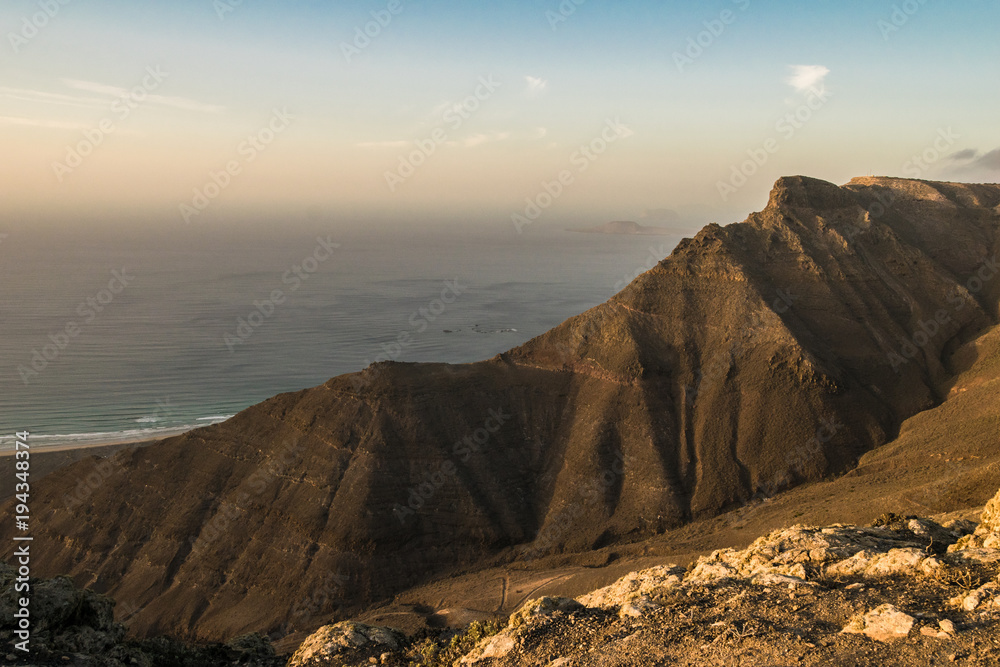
(946, 147, 1000, 178)
(445, 132, 511, 148)
(949, 148, 979, 161)
(61, 79, 130, 96)
(145, 94, 225, 114)
(62, 79, 225, 114)
(524, 76, 548, 96)
(0, 115, 90, 130)
(785, 65, 830, 94)
(968, 148, 1000, 171)
(530, 127, 548, 140)
(2, 80, 225, 116)
(356, 140, 411, 149)
(0, 86, 107, 109)
(460, 132, 511, 148)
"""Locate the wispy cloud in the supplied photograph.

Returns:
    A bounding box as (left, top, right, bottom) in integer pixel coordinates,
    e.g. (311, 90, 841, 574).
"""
(0, 115, 90, 130)
(60, 79, 131, 96)
(949, 148, 979, 161)
(0, 114, 143, 136)
(356, 140, 411, 149)
(1, 79, 225, 117)
(62, 79, 226, 114)
(448, 132, 511, 148)
(785, 65, 830, 94)
(146, 94, 225, 114)
(974, 149, 1000, 171)
(524, 75, 548, 96)
(530, 127, 548, 140)
(0, 86, 107, 109)
(951, 147, 1000, 172)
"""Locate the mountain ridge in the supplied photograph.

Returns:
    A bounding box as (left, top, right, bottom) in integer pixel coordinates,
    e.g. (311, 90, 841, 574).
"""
(4, 175, 998, 643)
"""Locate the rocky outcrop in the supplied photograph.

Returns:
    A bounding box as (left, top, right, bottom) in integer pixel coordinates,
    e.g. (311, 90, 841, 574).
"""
(447, 495, 1000, 666)
(3, 176, 999, 642)
(283, 490, 1000, 665)
(578, 565, 685, 608)
(950, 487, 1000, 552)
(0, 564, 281, 666)
(287, 622, 403, 667)
(507, 597, 584, 628)
(577, 517, 979, 613)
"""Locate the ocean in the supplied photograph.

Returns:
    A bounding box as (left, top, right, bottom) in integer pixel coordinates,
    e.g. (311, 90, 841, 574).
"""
(0, 223, 679, 451)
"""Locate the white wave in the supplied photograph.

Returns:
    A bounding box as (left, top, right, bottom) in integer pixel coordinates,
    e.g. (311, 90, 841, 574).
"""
(197, 415, 234, 422)
(0, 413, 240, 453)
(0, 424, 205, 452)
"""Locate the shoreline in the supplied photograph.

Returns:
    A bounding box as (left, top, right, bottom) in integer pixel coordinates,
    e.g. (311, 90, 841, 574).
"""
(0, 438, 163, 502)
(0, 431, 186, 457)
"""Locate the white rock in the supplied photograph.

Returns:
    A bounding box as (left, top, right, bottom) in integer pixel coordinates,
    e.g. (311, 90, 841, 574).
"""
(578, 565, 683, 608)
(954, 582, 999, 611)
(842, 604, 915, 642)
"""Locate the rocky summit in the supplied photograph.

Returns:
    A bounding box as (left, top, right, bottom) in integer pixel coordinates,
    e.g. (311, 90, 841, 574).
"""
(2, 176, 999, 646)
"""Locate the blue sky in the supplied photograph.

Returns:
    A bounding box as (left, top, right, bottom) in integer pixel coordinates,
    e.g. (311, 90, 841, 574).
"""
(2, 0, 998, 229)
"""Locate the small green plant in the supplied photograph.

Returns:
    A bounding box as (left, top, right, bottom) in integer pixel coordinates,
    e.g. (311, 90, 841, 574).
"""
(405, 619, 504, 667)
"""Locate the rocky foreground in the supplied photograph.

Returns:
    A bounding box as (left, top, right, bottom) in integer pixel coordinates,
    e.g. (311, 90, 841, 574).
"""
(288, 486, 1000, 667)
(4, 487, 999, 665)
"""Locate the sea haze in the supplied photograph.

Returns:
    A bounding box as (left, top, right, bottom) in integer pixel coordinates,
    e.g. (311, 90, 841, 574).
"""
(0, 222, 680, 450)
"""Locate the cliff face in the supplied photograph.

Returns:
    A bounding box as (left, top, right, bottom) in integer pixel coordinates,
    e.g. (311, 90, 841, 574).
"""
(4, 176, 998, 643)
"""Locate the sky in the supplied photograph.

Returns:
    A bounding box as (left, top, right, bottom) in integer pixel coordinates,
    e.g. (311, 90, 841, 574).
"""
(1, 0, 999, 232)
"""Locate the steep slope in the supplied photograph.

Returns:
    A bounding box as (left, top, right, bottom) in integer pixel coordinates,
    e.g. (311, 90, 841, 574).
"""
(329, 208, 1000, 640)
(3, 176, 998, 643)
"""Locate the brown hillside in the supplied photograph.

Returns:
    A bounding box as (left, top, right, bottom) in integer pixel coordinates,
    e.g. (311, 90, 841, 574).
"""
(4, 176, 998, 643)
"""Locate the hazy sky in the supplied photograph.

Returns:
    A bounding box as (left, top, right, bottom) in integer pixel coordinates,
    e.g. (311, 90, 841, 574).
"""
(2, 0, 998, 231)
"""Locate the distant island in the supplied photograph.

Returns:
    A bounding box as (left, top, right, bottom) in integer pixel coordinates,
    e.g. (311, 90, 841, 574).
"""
(567, 220, 675, 235)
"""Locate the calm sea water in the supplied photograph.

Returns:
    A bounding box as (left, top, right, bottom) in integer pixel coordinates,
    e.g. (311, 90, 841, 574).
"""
(0, 223, 678, 450)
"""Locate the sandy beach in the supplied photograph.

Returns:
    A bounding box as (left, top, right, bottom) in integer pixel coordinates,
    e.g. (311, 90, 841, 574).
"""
(0, 435, 166, 457)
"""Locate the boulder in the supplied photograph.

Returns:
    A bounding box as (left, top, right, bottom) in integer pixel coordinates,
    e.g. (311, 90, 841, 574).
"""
(948, 582, 999, 612)
(841, 604, 915, 642)
(460, 597, 584, 666)
(826, 547, 941, 578)
(949, 488, 1000, 552)
(459, 632, 517, 664)
(509, 597, 584, 628)
(288, 622, 404, 667)
(579, 565, 684, 608)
